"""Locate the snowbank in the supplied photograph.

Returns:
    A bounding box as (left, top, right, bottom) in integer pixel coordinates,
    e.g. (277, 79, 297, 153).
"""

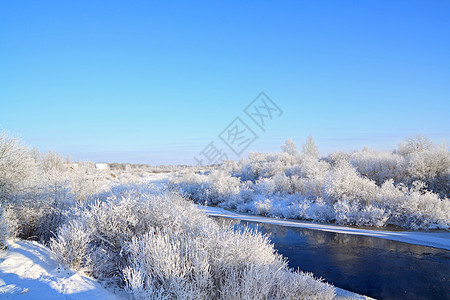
(200, 205, 450, 250)
(0, 240, 122, 299)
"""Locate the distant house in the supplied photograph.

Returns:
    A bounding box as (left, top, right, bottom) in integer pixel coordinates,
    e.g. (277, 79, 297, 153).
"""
(95, 163, 109, 170)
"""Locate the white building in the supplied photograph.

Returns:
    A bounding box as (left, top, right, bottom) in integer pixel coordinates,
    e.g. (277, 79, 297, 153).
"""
(95, 163, 109, 170)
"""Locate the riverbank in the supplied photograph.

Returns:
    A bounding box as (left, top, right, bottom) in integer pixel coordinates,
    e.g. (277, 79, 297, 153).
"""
(200, 205, 450, 251)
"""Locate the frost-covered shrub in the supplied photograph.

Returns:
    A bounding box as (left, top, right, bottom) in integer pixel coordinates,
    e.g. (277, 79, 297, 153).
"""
(286, 157, 329, 198)
(172, 137, 450, 230)
(4, 189, 74, 242)
(333, 200, 389, 227)
(0, 203, 8, 249)
(377, 180, 450, 229)
(237, 150, 299, 182)
(395, 135, 450, 197)
(286, 157, 330, 179)
(326, 150, 351, 166)
(68, 162, 110, 203)
(50, 220, 93, 269)
(169, 173, 211, 203)
(349, 148, 405, 185)
(51, 185, 335, 299)
(52, 186, 210, 284)
(207, 170, 242, 205)
(405, 148, 450, 197)
(123, 229, 213, 299)
(325, 161, 378, 205)
(1, 145, 111, 243)
(169, 170, 243, 206)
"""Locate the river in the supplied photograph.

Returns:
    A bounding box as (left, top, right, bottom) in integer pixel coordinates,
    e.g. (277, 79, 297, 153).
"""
(214, 217, 450, 300)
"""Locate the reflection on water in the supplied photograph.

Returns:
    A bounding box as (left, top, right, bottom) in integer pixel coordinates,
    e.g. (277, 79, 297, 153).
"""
(213, 217, 450, 300)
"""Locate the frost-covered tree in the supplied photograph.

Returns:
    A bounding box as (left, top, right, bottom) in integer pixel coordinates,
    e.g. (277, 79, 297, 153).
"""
(64, 154, 72, 164)
(281, 139, 299, 157)
(0, 129, 37, 203)
(398, 134, 434, 157)
(302, 135, 319, 158)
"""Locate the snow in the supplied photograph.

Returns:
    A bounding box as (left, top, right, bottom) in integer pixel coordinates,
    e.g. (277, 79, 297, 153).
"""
(334, 287, 373, 300)
(0, 240, 123, 299)
(140, 172, 171, 185)
(200, 205, 450, 250)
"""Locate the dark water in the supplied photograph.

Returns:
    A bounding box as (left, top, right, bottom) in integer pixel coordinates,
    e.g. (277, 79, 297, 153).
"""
(214, 218, 450, 300)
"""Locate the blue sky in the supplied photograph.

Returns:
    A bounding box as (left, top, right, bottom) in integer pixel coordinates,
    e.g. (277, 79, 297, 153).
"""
(1, 1, 449, 164)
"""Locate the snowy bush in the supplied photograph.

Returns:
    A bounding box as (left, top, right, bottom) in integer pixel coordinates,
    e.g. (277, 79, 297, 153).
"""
(396, 135, 450, 197)
(2, 147, 111, 242)
(349, 148, 405, 185)
(169, 172, 211, 203)
(123, 229, 213, 299)
(123, 226, 335, 300)
(169, 170, 243, 206)
(377, 180, 450, 229)
(51, 220, 93, 269)
(0, 203, 8, 249)
(50, 184, 335, 299)
(325, 161, 378, 205)
(405, 148, 450, 197)
(52, 186, 210, 284)
(172, 136, 450, 230)
(4, 192, 72, 241)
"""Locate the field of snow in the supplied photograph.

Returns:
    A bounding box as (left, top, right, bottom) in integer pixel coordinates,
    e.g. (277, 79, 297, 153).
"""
(0, 240, 122, 299)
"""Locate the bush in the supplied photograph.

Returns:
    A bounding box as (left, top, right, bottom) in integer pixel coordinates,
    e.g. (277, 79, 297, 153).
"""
(170, 137, 450, 230)
(50, 220, 93, 269)
(406, 148, 450, 197)
(349, 148, 405, 185)
(3, 149, 110, 242)
(0, 203, 8, 249)
(50, 185, 335, 299)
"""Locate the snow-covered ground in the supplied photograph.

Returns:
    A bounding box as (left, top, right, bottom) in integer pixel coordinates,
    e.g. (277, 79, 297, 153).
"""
(0, 240, 123, 299)
(200, 205, 450, 250)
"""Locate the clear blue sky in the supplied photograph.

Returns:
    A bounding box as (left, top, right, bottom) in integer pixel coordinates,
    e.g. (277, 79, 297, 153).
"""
(1, 1, 449, 164)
